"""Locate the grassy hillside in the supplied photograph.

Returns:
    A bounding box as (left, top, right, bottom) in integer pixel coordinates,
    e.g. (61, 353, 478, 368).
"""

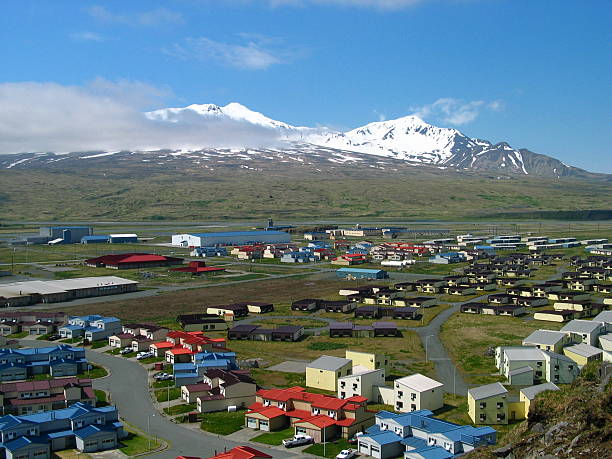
(1, 162, 611, 221)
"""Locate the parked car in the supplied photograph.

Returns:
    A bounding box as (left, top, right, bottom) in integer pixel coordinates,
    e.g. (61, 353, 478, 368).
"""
(336, 449, 358, 459)
(136, 351, 154, 360)
(46, 334, 61, 341)
(154, 372, 172, 381)
(120, 347, 133, 355)
(282, 434, 313, 448)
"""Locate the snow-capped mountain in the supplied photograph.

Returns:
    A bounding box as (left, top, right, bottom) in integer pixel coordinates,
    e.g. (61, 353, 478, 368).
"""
(1, 102, 600, 179)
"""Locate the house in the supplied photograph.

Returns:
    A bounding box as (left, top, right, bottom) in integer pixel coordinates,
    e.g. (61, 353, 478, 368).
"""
(561, 319, 604, 346)
(563, 343, 603, 366)
(149, 331, 228, 360)
(519, 382, 560, 418)
(190, 369, 257, 413)
(322, 300, 357, 314)
(403, 297, 437, 308)
(108, 323, 168, 350)
(592, 310, 612, 332)
(0, 402, 125, 458)
(245, 386, 375, 441)
(336, 268, 388, 280)
(306, 356, 353, 391)
(202, 446, 272, 459)
(357, 410, 496, 459)
(338, 367, 386, 401)
(227, 325, 304, 342)
(0, 378, 95, 415)
(495, 346, 579, 385)
(345, 351, 389, 373)
(176, 314, 228, 332)
(206, 304, 249, 320)
(174, 351, 238, 387)
(467, 383, 510, 424)
(85, 253, 184, 269)
(290, 299, 321, 311)
(0, 312, 67, 337)
(522, 330, 573, 354)
(393, 374, 444, 413)
(59, 315, 121, 342)
(415, 279, 446, 294)
(0, 345, 88, 382)
(533, 309, 576, 323)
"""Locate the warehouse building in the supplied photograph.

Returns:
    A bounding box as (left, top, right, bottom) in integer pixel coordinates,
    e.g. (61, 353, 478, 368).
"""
(172, 231, 291, 247)
(0, 277, 139, 307)
(40, 226, 93, 244)
(85, 253, 183, 269)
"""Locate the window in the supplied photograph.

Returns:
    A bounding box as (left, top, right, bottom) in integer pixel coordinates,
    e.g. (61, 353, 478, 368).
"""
(479, 414, 486, 421)
(479, 402, 487, 409)
(396, 402, 403, 409)
(397, 391, 403, 398)
(411, 393, 417, 401)
(496, 402, 504, 409)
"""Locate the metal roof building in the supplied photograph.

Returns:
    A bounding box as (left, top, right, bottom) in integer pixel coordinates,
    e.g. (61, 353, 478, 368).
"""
(172, 231, 291, 247)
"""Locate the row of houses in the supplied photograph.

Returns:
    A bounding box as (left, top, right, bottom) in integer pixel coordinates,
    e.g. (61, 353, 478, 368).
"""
(0, 312, 68, 336)
(59, 315, 122, 342)
(0, 402, 125, 459)
(206, 302, 274, 320)
(0, 345, 88, 382)
(227, 324, 304, 342)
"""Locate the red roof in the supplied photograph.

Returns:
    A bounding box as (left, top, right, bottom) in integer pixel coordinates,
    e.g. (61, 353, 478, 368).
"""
(85, 253, 183, 266)
(167, 348, 193, 355)
(293, 414, 337, 429)
(151, 341, 174, 349)
(171, 266, 226, 273)
(204, 446, 272, 459)
(245, 405, 286, 419)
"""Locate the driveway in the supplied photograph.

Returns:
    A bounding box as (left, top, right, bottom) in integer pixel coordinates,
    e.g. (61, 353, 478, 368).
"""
(18, 340, 299, 459)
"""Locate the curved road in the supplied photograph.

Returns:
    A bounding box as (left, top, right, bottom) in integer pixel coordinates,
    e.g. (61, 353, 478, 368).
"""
(19, 340, 298, 459)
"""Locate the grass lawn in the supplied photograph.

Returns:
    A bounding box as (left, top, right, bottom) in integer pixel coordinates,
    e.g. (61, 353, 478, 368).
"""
(77, 364, 108, 379)
(439, 312, 563, 385)
(200, 410, 246, 435)
(250, 369, 306, 388)
(139, 356, 164, 364)
(94, 389, 108, 407)
(119, 430, 162, 456)
(303, 438, 352, 458)
(154, 387, 181, 402)
(163, 403, 197, 415)
(8, 331, 28, 338)
(54, 450, 93, 459)
(60, 337, 82, 344)
(90, 341, 107, 349)
(251, 427, 295, 445)
(409, 262, 468, 276)
(152, 379, 175, 389)
(105, 348, 121, 355)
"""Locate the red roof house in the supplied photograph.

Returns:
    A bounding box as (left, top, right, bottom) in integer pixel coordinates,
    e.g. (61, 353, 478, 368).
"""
(85, 253, 184, 269)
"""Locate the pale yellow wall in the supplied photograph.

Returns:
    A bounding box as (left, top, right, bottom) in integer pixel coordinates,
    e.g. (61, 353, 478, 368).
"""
(468, 393, 509, 425)
(346, 351, 388, 371)
(563, 349, 590, 366)
(306, 362, 352, 391)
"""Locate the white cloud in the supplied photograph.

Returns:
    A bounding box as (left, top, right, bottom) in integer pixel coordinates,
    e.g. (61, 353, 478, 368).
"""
(87, 5, 184, 27)
(164, 36, 286, 70)
(0, 80, 282, 155)
(410, 97, 503, 126)
(70, 31, 106, 42)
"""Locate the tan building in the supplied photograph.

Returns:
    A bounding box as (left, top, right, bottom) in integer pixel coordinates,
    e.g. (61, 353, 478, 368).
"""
(468, 382, 509, 425)
(393, 373, 444, 413)
(306, 355, 353, 392)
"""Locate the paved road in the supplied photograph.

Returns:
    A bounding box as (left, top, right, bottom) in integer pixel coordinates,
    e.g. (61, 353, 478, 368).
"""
(19, 340, 299, 459)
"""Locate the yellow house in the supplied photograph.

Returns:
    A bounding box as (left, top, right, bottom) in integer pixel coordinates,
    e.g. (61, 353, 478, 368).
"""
(563, 343, 603, 366)
(306, 355, 353, 392)
(519, 382, 559, 418)
(467, 382, 509, 425)
(345, 350, 389, 373)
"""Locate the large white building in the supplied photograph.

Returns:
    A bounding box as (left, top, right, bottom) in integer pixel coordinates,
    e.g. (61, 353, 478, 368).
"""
(393, 373, 444, 413)
(172, 231, 291, 247)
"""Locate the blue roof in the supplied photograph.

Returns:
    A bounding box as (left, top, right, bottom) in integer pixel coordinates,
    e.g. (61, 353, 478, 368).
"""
(3, 435, 47, 452)
(173, 363, 196, 371)
(406, 446, 453, 459)
(46, 429, 75, 439)
(0, 414, 30, 429)
(361, 431, 403, 446)
(60, 324, 84, 331)
(401, 436, 428, 449)
(187, 231, 289, 237)
(1, 345, 83, 355)
(81, 235, 110, 241)
(74, 424, 103, 439)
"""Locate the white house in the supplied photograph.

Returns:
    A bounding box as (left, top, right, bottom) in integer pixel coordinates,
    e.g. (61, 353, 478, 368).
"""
(393, 374, 444, 413)
(561, 319, 604, 346)
(337, 366, 386, 401)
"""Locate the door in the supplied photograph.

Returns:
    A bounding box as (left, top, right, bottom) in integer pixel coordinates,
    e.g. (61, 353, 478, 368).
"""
(247, 418, 257, 429)
(259, 420, 270, 431)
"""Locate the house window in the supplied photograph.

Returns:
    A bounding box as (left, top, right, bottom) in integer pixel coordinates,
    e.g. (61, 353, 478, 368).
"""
(496, 402, 503, 409)
(396, 402, 403, 409)
(397, 391, 403, 398)
(479, 402, 487, 409)
(479, 414, 486, 421)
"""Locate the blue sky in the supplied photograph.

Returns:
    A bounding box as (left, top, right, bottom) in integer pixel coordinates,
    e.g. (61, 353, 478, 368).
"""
(1, 0, 611, 172)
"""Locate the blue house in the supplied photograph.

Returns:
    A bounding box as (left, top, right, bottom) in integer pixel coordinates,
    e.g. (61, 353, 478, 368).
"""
(173, 351, 238, 386)
(190, 247, 228, 257)
(0, 345, 88, 382)
(0, 402, 125, 459)
(281, 251, 316, 263)
(358, 410, 496, 459)
(429, 253, 467, 264)
(59, 315, 122, 342)
(336, 268, 388, 280)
